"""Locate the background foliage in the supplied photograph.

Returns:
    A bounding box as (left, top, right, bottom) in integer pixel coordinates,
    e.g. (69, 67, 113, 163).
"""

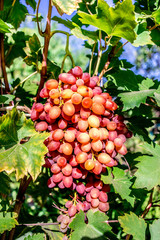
(0, 0, 160, 239)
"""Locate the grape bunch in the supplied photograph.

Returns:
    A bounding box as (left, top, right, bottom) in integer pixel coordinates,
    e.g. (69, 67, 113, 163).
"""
(31, 66, 132, 234)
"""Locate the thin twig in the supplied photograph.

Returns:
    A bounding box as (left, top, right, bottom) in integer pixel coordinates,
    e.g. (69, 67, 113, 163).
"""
(20, 222, 59, 227)
(0, 105, 31, 113)
(10, 71, 38, 94)
(36, 0, 44, 37)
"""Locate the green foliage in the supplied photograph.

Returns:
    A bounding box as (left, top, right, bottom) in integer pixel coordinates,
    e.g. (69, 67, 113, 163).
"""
(0, 108, 49, 180)
(0, 212, 18, 234)
(0, 19, 10, 33)
(102, 167, 134, 206)
(51, 0, 82, 15)
(150, 219, 160, 240)
(24, 233, 45, 240)
(78, 0, 137, 42)
(134, 143, 160, 190)
(119, 212, 147, 240)
(69, 210, 116, 240)
(42, 224, 64, 240)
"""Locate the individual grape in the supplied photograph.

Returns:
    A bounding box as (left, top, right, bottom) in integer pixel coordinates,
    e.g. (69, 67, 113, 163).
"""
(91, 199, 99, 208)
(52, 129, 64, 141)
(57, 157, 67, 168)
(81, 142, 91, 152)
(58, 119, 68, 129)
(105, 141, 114, 154)
(89, 128, 100, 140)
(116, 144, 127, 155)
(64, 130, 75, 142)
(62, 143, 73, 155)
(39, 111, 46, 120)
(80, 107, 91, 119)
(99, 191, 108, 203)
(72, 168, 82, 179)
(91, 140, 102, 152)
(69, 156, 78, 167)
(65, 201, 73, 209)
(40, 87, 49, 98)
(76, 151, 88, 164)
(92, 103, 105, 115)
(70, 84, 77, 92)
(107, 121, 117, 131)
(68, 205, 77, 217)
(88, 115, 100, 128)
(59, 73, 76, 84)
(92, 95, 106, 105)
(90, 188, 100, 199)
(61, 89, 73, 99)
(52, 172, 63, 183)
(51, 163, 61, 174)
(85, 182, 94, 192)
(92, 161, 102, 175)
(34, 103, 44, 112)
(57, 214, 64, 223)
(36, 121, 48, 131)
(46, 79, 59, 90)
(78, 119, 88, 132)
(77, 86, 89, 97)
(100, 117, 110, 127)
(77, 132, 90, 144)
(84, 159, 95, 170)
(83, 201, 91, 211)
(86, 193, 92, 202)
(105, 99, 114, 110)
(63, 176, 73, 188)
(62, 164, 72, 176)
(114, 137, 123, 148)
(82, 72, 90, 83)
(94, 180, 103, 190)
(76, 202, 84, 211)
(31, 109, 39, 121)
(86, 79, 97, 88)
(62, 102, 75, 116)
(99, 128, 109, 140)
(74, 143, 82, 155)
(47, 177, 56, 188)
(49, 89, 60, 99)
(76, 182, 85, 195)
(62, 215, 70, 225)
(108, 130, 118, 141)
(76, 79, 84, 87)
(47, 140, 60, 151)
(72, 66, 83, 77)
(49, 106, 61, 119)
(44, 102, 53, 113)
(98, 202, 109, 212)
(58, 180, 65, 189)
(98, 153, 112, 165)
(82, 97, 93, 108)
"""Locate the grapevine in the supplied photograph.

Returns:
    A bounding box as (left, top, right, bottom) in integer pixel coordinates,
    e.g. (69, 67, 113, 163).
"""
(31, 66, 132, 236)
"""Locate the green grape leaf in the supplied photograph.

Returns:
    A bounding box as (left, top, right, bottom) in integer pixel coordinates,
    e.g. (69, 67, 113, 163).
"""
(0, 19, 10, 33)
(150, 219, 160, 240)
(71, 27, 98, 44)
(133, 22, 154, 47)
(106, 70, 140, 91)
(69, 210, 117, 240)
(119, 212, 147, 240)
(0, 212, 18, 234)
(28, 34, 41, 54)
(52, 16, 75, 29)
(138, 78, 155, 90)
(1, 0, 28, 29)
(101, 168, 134, 206)
(152, 8, 160, 24)
(78, 0, 137, 43)
(0, 95, 15, 104)
(153, 92, 160, 106)
(134, 142, 160, 190)
(25, 0, 36, 11)
(0, 108, 49, 181)
(42, 223, 64, 240)
(118, 89, 155, 111)
(0, 172, 11, 195)
(24, 233, 45, 240)
(51, 0, 82, 15)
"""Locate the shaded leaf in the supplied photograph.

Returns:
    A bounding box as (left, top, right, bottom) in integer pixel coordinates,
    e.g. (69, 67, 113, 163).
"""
(119, 212, 147, 240)
(0, 95, 15, 104)
(0, 108, 49, 181)
(69, 210, 116, 240)
(101, 168, 134, 206)
(150, 219, 160, 240)
(42, 223, 64, 240)
(118, 89, 155, 111)
(25, 0, 36, 11)
(134, 142, 160, 190)
(52, 0, 82, 15)
(153, 92, 160, 106)
(0, 212, 18, 234)
(24, 233, 45, 240)
(78, 0, 137, 42)
(0, 172, 11, 195)
(28, 34, 41, 53)
(71, 27, 98, 44)
(0, 19, 10, 33)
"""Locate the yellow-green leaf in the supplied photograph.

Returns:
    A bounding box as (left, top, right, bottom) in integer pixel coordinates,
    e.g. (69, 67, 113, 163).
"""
(0, 212, 18, 234)
(52, 0, 82, 15)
